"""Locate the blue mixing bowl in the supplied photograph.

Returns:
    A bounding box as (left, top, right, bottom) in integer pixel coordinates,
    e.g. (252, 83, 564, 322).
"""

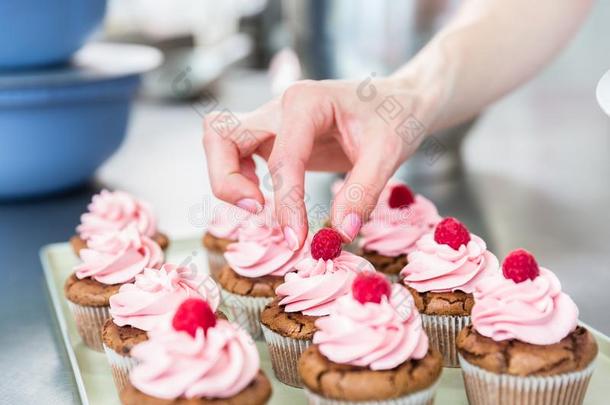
(0, 43, 162, 199)
(0, 0, 107, 69)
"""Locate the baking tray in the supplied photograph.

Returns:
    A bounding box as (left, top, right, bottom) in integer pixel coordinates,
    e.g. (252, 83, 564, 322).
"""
(41, 238, 610, 405)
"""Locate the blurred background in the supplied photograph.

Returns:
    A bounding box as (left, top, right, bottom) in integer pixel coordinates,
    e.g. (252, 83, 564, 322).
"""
(0, 0, 609, 403)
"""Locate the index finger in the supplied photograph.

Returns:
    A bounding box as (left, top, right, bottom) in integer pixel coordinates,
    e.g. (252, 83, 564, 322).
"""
(203, 111, 265, 211)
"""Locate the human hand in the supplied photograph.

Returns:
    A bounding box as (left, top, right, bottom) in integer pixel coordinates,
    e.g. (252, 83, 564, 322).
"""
(203, 77, 441, 249)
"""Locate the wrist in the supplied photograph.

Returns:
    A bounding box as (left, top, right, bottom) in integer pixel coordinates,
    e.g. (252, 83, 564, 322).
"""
(390, 40, 459, 134)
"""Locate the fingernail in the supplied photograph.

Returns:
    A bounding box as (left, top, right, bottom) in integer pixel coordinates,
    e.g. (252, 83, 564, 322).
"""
(283, 226, 299, 251)
(236, 198, 263, 214)
(338, 213, 361, 242)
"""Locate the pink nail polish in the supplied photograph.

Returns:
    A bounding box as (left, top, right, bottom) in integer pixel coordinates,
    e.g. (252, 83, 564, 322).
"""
(236, 198, 263, 214)
(338, 213, 361, 242)
(283, 226, 299, 251)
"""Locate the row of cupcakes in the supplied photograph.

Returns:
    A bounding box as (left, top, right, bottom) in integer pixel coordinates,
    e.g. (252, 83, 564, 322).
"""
(102, 250, 598, 405)
(63, 187, 599, 404)
(201, 181, 598, 405)
(63, 190, 264, 400)
(65, 190, 169, 351)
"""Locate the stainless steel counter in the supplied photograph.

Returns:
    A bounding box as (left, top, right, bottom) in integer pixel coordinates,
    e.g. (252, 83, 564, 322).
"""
(2, 3, 610, 403)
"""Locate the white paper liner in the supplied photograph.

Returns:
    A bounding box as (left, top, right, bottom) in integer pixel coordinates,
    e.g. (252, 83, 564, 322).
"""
(303, 381, 439, 405)
(220, 288, 272, 339)
(206, 249, 226, 282)
(421, 314, 470, 368)
(459, 354, 596, 405)
(103, 344, 139, 394)
(67, 301, 110, 352)
(261, 324, 312, 387)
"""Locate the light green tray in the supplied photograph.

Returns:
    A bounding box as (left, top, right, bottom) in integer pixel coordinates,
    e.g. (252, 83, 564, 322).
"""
(41, 238, 610, 405)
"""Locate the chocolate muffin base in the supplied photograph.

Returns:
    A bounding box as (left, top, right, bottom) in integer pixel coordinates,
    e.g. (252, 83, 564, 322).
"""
(360, 249, 407, 279)
(457, 325, 598, 376)
(202, 232, 235, 252)
(120, 371, 272, 405)
(217, 265, 282, 298)
(260, 300, 318, 387)
(64, 273, 121, 307)
(70, 231, 170, 256)
(70, 235, 88, 256)
(64, 274, 120, 351)
(407, 286, 473, 316)
(217, 266, 280, 339)
(102, 324, 141, 395)
(299, 345, 442, 402)
(405, 286, 473, 367)
(260, 299, 318, 340)
(102, 319, 148, 356)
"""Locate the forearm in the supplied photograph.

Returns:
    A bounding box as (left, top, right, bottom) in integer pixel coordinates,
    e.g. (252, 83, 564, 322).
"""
(392, 0, 593, 133)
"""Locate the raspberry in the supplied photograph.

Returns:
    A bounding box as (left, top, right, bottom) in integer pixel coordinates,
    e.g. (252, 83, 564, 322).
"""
(502, 248, 540, 283)
(352, 272, 392, 304)
(434, 217, 471, 250)
(311, 228, 342, 260)
(388, 184, 415, 209)
(172, 298, 216, 337)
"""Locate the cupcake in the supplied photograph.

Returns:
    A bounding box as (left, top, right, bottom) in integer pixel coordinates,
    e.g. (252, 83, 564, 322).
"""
(299, 272, 442, 404)
(219, 219, 309, 339)
(121, 298, 272, 405)
(358, 182, 440, 282)
(400, 217, 499, 367)
(261, 228, 376, 387)
(64, 224, 164, 351)
(70, 189, 169, 255)
(102, 263, 221, 392)
(457, 249, 598, 405)
(202, 201, 253, 280)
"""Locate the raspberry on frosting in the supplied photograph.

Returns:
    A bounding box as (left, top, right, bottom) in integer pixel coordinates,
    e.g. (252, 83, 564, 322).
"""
(388, 184, 415, 209)
(502, 248, 540, 283)
(352, 272, 392, 304)
(358, 181, 441, 257)
(434, 217, 471, 250)
(172, 298, 217, 337)
(311, 228, 342, 260)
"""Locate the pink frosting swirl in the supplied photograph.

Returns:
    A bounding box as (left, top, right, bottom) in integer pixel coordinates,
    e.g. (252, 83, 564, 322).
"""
(109, 264, 220, 331)
(276, 251, 375, 316)
(314, 284, 429, 370)
(359, 194, 441, 257)
(77, 189, 156, 240)
(129, 320, 259, 400)
(74, 225, 164, 285)
(400, 233, 499, 293)
(224, 221, 309, 278)
(471, 268, 578, 345)
(207, 202, 253, 240)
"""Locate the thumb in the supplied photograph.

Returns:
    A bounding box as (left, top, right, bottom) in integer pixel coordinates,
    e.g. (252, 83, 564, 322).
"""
(331, 153, 397, 242)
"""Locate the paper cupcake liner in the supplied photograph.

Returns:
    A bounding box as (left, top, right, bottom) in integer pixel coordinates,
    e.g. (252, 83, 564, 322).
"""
(220, 288, 272, 339)
(67, 302, 111, 352)
(303, 381, 439, 405)
(103, 343, 139, 394)
(206, 249, 226, 282)
(421, 314, 470, 368)
(261, 324, 312, 387)
(459, 354, 596, 405)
